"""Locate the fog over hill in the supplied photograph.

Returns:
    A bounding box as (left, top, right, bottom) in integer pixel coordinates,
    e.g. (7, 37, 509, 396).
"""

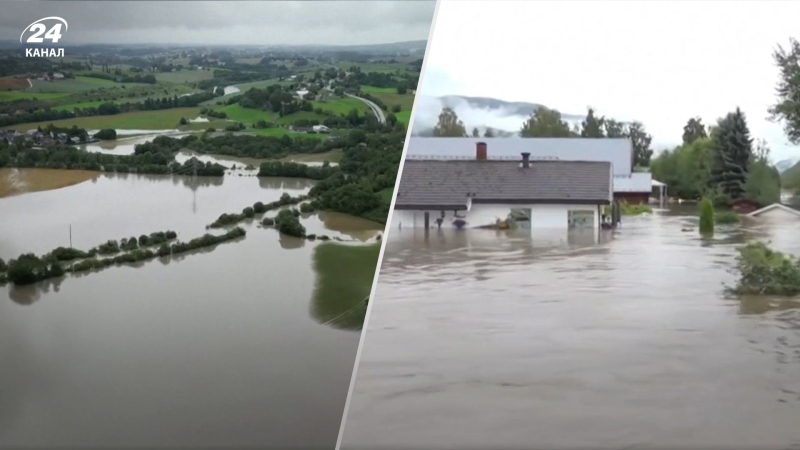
(410, 94, 679, 152)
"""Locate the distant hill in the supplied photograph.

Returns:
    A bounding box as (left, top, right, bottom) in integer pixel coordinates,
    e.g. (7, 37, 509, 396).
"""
(781, 160, 800, 190)
(411, 94, 584, 137)
(775, 157, 800, 174)
(439, 95, 583, 121)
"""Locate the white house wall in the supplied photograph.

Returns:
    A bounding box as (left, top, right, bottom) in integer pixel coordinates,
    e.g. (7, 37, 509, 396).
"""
(390, 204, 599, 231)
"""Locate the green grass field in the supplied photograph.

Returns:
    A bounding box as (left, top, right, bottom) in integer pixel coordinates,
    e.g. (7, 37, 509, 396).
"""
(12, 107, 204, 131)
(26, 76, 118, 93)
(0, 91, 72, 102)
(395, 110, 411, 126)
(52, 100, 110, 111)
(275, 111, 326, 125)
(155, 70, 215, 84)
(360, 86, 396, 94)
(214, 104, 274, 124)
(312, 97, 369, 115)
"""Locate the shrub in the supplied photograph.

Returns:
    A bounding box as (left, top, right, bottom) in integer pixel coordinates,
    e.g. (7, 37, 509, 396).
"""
(620, 202, 652, 216)
(49, 247, 90, 261)
(93, 128, 117, 140)
(262, 217, 275, 226)
(699, 198, 714, 234)
(7, 254, 63, 286)
(715, 211, 741, 224)
(734, 241, 800, 295)
(242, 206, 255, 218)
(273, 209, 305, 237)
(253, 201, 267, 213)
(300, 202, 315, 214)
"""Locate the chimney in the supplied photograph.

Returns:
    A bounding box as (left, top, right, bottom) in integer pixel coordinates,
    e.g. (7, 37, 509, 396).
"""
(476, 141, 487, 161)
(521, 152, 531, 168)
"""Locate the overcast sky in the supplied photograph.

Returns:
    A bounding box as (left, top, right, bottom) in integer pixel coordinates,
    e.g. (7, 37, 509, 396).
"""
(420, 0, 800, 161)
(0, 1, 434, 47)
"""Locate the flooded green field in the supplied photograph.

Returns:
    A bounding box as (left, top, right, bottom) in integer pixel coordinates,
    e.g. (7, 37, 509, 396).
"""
(0, 169, 381, 448)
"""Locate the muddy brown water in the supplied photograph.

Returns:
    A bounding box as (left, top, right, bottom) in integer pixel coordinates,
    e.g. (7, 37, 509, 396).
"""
(341, 209, 800, 449)
(0, 171, 382, 448)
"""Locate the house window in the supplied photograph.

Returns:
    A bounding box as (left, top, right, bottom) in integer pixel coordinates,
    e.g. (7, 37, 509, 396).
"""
(568, 210, 594, 229)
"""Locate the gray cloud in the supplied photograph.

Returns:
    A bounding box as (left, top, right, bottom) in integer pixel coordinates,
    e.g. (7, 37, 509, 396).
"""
(0, 1, 435, 45)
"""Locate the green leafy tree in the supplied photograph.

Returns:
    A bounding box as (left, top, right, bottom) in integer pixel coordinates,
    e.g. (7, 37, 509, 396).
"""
(604, 118, 626, 138)
(769, 37, 800, 144)
(432, 107, 467, 137)
(682, 117, 707, 144)
(472, 127, 480, 137)
(626, 121, 653, 167)
(710, 108, 753, 202)
(520, 107, 572, 137)
(484, 127, 495, 138)
(580, 107, 605, 138)
(651, 138, 713, 199)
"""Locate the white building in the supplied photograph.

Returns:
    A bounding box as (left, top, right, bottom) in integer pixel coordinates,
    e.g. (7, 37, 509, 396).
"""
(391, 142, 613, 235)
(312, 125, 330, 133)
(405, 137, 654, 203)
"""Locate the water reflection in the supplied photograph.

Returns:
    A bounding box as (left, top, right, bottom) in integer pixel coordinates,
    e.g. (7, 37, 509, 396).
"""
(341, 208, 800, 449)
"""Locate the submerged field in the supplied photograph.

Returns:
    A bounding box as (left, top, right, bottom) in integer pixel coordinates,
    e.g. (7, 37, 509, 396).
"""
(0, 168, 99, 198)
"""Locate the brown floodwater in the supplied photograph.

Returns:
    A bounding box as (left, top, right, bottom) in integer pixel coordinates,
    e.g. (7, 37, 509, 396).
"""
(0, 168, 99, 199)
(341, 209, 800, 449)
(0, 171, 381, 448)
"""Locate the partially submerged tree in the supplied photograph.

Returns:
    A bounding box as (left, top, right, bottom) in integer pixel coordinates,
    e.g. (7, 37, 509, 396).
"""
(699, 198, 715, 235)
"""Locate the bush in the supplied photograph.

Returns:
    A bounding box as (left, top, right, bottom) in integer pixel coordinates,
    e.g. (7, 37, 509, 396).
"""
(620, 202, 652, 216)
(7, 254, 63, 286)
(715, 211, 741, 224)
(243, 206, 255, 218)
(49, 247, 90, 261)
(300, 202, 315, 213)
(93, 128, 117, 140)
(262, 217, 274, 226)
(273, 209, 305, 237)
(699, 198, 714, 234)
(253, 201, 267, 213)
(734, 241, 800, 295)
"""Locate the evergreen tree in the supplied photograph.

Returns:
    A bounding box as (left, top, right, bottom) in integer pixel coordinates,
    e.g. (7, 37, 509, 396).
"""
(484, 127, 495, 137)
(682, 117, 707, 144)
(710, 108, 753, 202)
(472, 127, 480, 137)
(520, 107, 572, 137)
(580, 107, 605, 137)
(432, 107, 467, 137)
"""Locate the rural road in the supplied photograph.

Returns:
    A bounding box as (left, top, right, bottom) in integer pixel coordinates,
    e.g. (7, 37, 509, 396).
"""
(346, 93, 386, 124)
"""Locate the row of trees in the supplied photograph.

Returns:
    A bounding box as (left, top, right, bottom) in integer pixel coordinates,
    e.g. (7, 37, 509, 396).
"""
(651, 110, 780, 206)
(432, 106, 655, 167)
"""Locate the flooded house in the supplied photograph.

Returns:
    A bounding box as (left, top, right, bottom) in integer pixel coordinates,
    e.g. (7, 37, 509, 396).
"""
(405, 137, 655, 204)
(391, 142, 613, 233)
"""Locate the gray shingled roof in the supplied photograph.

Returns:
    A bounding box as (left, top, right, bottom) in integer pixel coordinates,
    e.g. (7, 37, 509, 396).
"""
(405, 137, 633, 176)
(395, 160, 613, 209)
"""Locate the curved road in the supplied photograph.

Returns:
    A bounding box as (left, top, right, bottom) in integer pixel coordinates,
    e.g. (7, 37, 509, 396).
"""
(346, 93, 386, 124)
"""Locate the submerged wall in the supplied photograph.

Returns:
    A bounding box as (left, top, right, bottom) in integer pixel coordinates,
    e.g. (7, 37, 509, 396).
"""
(390, 204, 600, 231)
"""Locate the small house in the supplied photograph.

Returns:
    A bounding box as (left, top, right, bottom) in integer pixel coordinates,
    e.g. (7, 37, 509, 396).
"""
(392, 142, 613, 233)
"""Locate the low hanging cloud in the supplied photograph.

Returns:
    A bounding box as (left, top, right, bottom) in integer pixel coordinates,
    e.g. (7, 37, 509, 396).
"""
(0, 1, 435, 46)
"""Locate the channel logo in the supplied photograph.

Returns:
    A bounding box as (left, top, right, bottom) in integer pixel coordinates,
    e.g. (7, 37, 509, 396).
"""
(20, 16, 68, 57)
